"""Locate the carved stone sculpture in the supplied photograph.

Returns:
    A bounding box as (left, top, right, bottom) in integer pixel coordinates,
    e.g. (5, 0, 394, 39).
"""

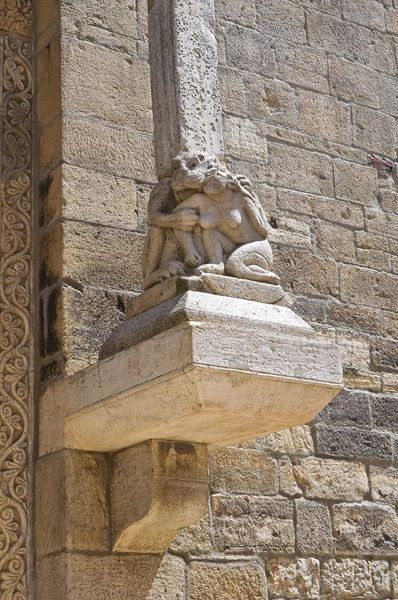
(143, 152, 281, 290)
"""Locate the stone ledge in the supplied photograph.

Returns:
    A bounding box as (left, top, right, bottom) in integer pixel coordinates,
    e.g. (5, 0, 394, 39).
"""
(40, 291, 342, 456)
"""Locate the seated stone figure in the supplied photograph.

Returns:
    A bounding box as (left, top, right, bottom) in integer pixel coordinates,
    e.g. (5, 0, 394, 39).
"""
(171, 154, 280, 284)
(143, 151, 280, 289)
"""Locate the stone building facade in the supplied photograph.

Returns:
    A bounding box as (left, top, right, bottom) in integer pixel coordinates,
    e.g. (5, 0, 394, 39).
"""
(1, 0, 398, 597)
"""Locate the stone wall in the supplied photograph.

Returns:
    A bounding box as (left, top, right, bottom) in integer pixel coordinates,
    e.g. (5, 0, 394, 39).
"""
(36, 0, 398, 598)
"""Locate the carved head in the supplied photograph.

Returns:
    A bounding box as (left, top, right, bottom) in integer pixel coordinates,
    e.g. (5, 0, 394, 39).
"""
(171, 152, 222, 192)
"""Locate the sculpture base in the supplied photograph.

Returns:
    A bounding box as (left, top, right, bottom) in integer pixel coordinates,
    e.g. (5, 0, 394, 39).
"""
(125, 274, 285, 320)
(37, 290, 343, 455)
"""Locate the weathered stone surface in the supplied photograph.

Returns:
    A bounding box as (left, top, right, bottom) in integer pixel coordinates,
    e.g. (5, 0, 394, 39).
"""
(353, 106, 397, 158)
(328, 302, 383, 335)
(263, 426, 314, 456)
(343, 0, 386, 30)
(275, 41, 328, 93)
(296, 499, 333, 554)
(316, 425, 392, 460)
(210, 447, 278, 494)
(224, 115, 268, 162)
(370, 466, 398, 506)
(268, 144, 334, 196)
(313, 221, 355, 262)
(266, 558, 320, 600)
(247, 76, 299, 127)
(334, 160, 378, 206)
(63, 116, 156, 181)
(299, 91, 350, 143)
(371, 395, 398, 430)
(321, 559, 390, 599)
(212, 495, 295, 553)
(36, 553, 184, 600)
(63, 221, 145, 289)
(274, 248, 338, 298)
(371, 338, 398, 372)
(329, 56, 380, 108)
(279, 456, 302, 498)
(333, 502, 398, 555)
(277, 189, 364, 229)
(224, 24, 275, 76)
(257, 0, 306, 43)
(307, 12, 396, 75)
(315, 389, 372, 427)
(293, 458, 368, 501)
(169, 514, 213, 557)
(341, 265, 398, 312)
(36, 450, 109, 556)
(187, 562, 266, 600)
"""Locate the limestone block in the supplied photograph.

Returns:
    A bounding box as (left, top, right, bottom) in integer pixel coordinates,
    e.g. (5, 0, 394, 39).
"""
(307, 12, 396, 75)
(293, 457, 368, 501)
(37, 33, 61, 128)
(279, 456, 302, 498)
(372, 338, 398, 372)
(49, 292, 342, 454)
(111, 440, 208, 553)
(328, 302, 384, 336)
(316, 425, 392, 460)
(209, 447, 278, 494)
(61, 0, 139, 41)
(370, 466, 398, 506)
(274, 248, 338, 298)
(321, 559, 390, 599)
(275, 41, 328, 93)
(353, 105, 397, 158)
(313, 221, 355, 262)
(36, 553, 184, 600)
(224, 23, 275, 77)
(247, 76, 299, 127)
(212, 495, 295, 553)
(341, 265, 398, 311)
(299, 91, 350, 144)
(266, 558, 320, 600)
(263, 425, 314, 456)
(333, 502, 398, 555)
(371, 395, 398, 429)
(343, 0, 386, 30)
(169, 514, 213, 557)
(39, 115, 62, 174)
(329, 56, 380, 108)
(61, 38, 152, 131)
(215, 0, 256, 27)
(256, 0, 306, 43)
(278, 189, 364, 229)
(35, 450, 109, 556)
(364, 206, 398, 238)
(223, 115, 268, 162)
(219, 66, 247, 117)
(187, 562, 266, 600)
(268, 144, 334, 196)
(296, 499, 333, 554)
(61, 165, 138, 229)
(62, 116, 156, 182)
(334, 160, 378, 206)
(62, 221, 145, 289)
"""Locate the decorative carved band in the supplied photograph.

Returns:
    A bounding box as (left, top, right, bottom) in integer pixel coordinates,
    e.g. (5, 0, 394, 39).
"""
(0, 35, 33, 599)
(0, 0, 32, 37)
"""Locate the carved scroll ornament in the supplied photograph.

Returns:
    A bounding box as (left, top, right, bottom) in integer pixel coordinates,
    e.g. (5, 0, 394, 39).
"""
(143, 152, 280, 290)
(0, 36, 32, 599)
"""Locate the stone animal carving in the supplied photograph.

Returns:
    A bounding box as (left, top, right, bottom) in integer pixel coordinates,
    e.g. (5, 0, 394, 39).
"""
(143, 152, 280, 290)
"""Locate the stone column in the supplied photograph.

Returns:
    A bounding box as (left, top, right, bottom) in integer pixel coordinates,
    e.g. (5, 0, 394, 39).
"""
(148, 0, 224, 177)
(0, 2, 34, 598)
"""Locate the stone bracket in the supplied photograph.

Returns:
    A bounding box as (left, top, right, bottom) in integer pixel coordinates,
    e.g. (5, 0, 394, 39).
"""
(111, 440, 208, 553)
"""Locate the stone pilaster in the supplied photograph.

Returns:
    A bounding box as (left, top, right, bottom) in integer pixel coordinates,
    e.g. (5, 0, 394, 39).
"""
(148, 0, 224, 177)
(0, 2, 34, 598)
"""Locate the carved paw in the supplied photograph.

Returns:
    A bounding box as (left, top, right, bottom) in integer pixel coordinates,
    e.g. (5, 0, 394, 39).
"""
(163, 261, 187, 278)
(194, 263, 225, 276)
(185, 252, 204, 268)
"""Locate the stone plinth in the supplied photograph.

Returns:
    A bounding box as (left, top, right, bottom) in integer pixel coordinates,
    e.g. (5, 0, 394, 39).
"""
(40, 284, 342, 456)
